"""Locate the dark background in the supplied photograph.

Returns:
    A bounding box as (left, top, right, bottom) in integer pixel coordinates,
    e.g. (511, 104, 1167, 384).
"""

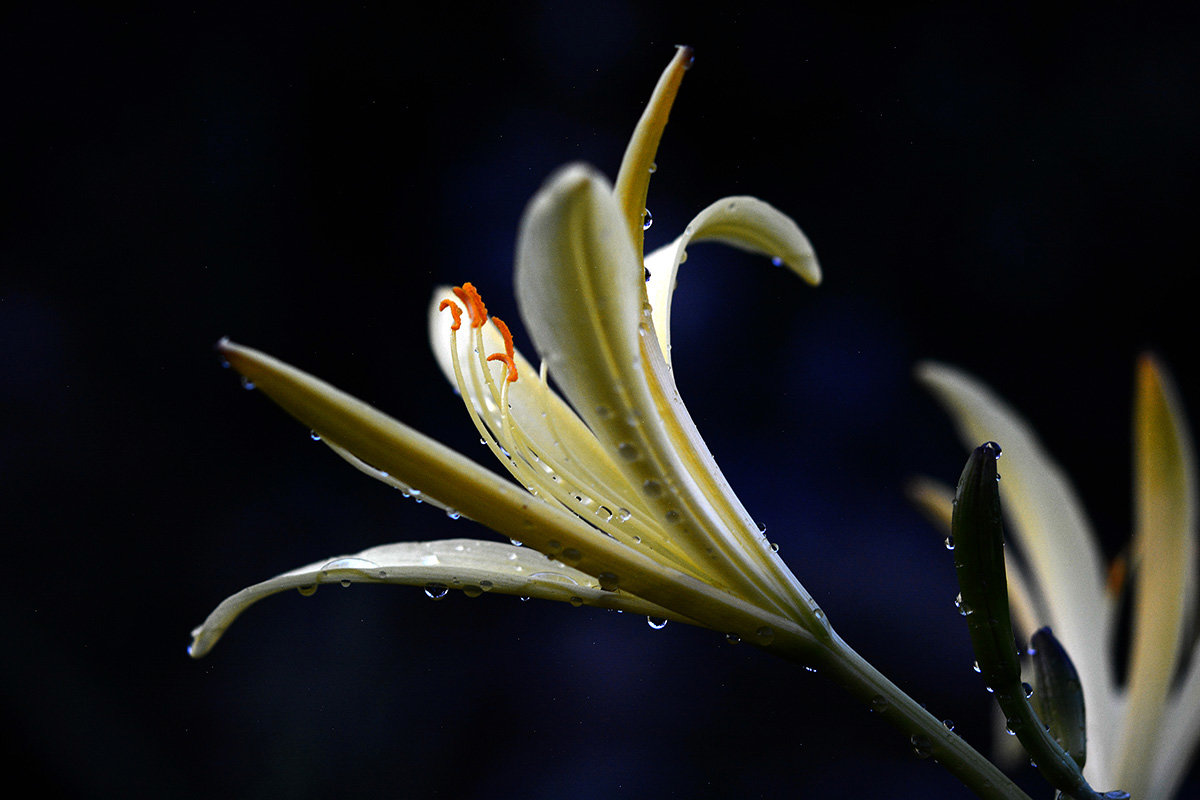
(4, 2, 1198, 798)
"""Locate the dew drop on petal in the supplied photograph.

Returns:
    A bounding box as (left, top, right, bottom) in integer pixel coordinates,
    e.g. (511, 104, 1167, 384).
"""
(296, 584, 317, 597)
(597, 572, 619, 591)
(642, 480, 664, 498)
(424, 583, 449, 600)
(771, 256, 784, 267)
(568, 596, 583, 607)
(646, 616, 669, 630)
(943, 719, 956, 732)
(642, 208, 653, 230)
(240, 376, 256, 391)
(309, 430, 321, 441)
(479, 580, 494, 592)
(463, 585, 483, 598)
(446, 509, 461, 520)
(617, 443, 639, 461)
(1023, 682, 1034, 699)
(339, 579, 352, 588)
(754, 625, 775, 645)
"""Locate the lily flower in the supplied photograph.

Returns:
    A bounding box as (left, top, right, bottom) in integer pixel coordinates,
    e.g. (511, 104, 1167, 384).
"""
(913, 356, 1199, 800)
(190, 46, 830, 661)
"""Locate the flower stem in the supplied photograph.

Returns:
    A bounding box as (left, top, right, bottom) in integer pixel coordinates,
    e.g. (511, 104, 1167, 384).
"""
(790, 631, 1033, 800)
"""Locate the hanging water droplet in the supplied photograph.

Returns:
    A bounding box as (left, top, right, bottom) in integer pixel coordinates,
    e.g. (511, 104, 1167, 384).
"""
(985, 441, 1003, 459)
(1022, 682, 1034, 699)
(240, 376, 256, 391)
(870, 695, 890, 713)
(424, 582, 449, 600)
(757, 521, 767, 534)
(754, 625, 775, 645)
(309, 430, 321, 441)
(597, 572, 619, 591)
(972, 660, 982, 673)
(771, 256, 785, 267)
(509, 538, 523, 547)
(519, 595, 530, 602)
(648, 161, 657, 174)
(410, 488, 423, 503)
(942, 719, 956, 732)
(642, 208, 653, 230)
(646, 616, 669, 630)
(725, 632, 741, 644)
(339, 578, 352, 588)
(463, 585, 483, 598)
(910, 734, 933, 759)
(944, 535, 955, 550)
(296, 584, 317, 597)
(769, 542, 780, 553)
(446, 509, 460, 520)
(568, 595, 583, 607)
(479, 580, 494, 592)
(996, 472, 1002, 482)
(1101, 792, 1131, 799)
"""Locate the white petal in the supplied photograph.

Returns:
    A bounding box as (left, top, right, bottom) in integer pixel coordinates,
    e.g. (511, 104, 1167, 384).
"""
(188, 538, 685, 658)
(1118, 355, 1198, 800)
(916, 361, 1119, 784)
(645, 196, 820, 365)
(514, 167, 822, 627)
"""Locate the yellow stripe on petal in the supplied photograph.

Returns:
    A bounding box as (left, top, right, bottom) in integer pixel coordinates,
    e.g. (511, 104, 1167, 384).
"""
(645, 195, 820, 366)
(1114, 354, 1198, 800)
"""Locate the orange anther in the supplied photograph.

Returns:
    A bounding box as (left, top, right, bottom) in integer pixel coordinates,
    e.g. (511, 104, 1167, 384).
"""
(452, 282, 489, 328)
(1106, 552, 1128, 597)
(438, 298, 463, 331)
(488, 316, 519, 382)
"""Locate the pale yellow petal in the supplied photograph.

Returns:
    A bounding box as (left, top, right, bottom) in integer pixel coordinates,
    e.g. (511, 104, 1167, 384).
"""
(645, 196, 820, 366)
(1115, 355, 1198, 800)
(214, 340, 822, 652)
(513, 167, 821, 627)
(188, 538, 687, 658)
(916, 361, 1118, 785)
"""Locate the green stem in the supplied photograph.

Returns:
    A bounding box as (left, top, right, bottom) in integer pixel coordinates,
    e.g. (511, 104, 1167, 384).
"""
(785, 631, 1033, 800)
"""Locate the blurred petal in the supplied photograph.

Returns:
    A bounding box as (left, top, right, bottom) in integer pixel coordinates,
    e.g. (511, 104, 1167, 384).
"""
(189, 538, 685, 658)
(645, 196, 820, 366)
(1117, 355, 1198, 799)
(916, 361, 1118, 783)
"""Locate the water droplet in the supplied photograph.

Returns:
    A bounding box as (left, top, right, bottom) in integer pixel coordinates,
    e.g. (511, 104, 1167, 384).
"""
(1005, 726, 1017, 736)
(509, 538, 523, 547)
(339, 579, 352, 588)
(561, 547, 582, 564)
(648, 162, 657, 174)
(646, 616, 669, 630)
(1023, 682, 1034, 699)
(446, 509, 460, 520)
(410, 488, 423, 503)
(424, 582, 449, 600)
(296, 584, 317, 597)
(725, 633, 741, 644)
(544, 540, 563, 556)
(944, 535, 955, 550)
(642, 208, 653, 230)
(804, 665, 817, 673)
(771, 256, 784, 267)
(972, 660, 982, 673)
(996, 472, 1002, 482)
(642, 479, 664, 498)
(518, 596, 530, 602)
(595, 405, 611, 418)
(1101, 792, 1131, 800)
(240, 376, 255, 390)
(754, 625, 775, 645)
(595, 506, 613, 522)
(757, 521, 767, 534)
(309, 430, 321, 441)
(617, 507, 632, 522)
(664, 509, 682, 525)
(597, 572, 619, 591)
(985, 441, 1003, 459)
(479, 580, 493, 592)
(463, 585, 483, 598)
(942, 719, 956, 732)
(910, 734, 933, 759)
(769, 542, 780, 553)
(568, 595, 584, 607)
(617, 443, 639, 461)
(870, 695, 890, 713)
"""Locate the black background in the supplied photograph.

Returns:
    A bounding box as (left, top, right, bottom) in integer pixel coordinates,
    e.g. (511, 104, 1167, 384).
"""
(4, 2, 1199, 798)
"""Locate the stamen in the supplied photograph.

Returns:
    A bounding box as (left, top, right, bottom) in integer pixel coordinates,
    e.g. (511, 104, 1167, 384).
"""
(438, 299, 463, 331)
(487, 316, 518, 383)
(452, 282, 489, 328)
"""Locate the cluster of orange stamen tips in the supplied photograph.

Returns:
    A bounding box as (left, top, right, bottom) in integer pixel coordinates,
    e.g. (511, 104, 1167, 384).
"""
(487, 316, 519, 383)
(452, 282, 489, 328)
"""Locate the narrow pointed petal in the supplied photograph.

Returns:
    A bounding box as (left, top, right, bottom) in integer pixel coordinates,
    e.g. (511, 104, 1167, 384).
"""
(1115, 354, 1197, 800)
(916, 361, 1118, 783)
(213, 340, 822, 652)
(514, 167, 821, 625)
(645, 196, 820, 365)
(188, 538, 686, 658)
(613, 45, 693, 258)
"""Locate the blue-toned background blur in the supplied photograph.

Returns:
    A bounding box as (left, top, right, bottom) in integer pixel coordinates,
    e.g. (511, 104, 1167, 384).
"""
(4, 2, 1199, 798)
